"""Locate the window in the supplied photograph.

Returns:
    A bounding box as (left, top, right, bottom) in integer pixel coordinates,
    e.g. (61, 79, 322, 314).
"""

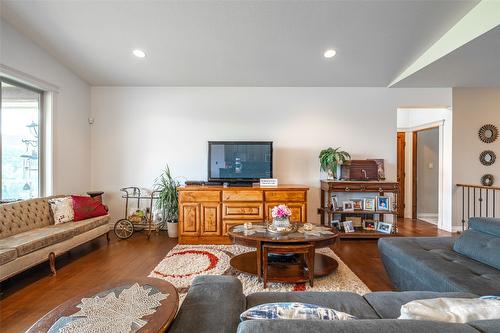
(1, 77, 43, 201)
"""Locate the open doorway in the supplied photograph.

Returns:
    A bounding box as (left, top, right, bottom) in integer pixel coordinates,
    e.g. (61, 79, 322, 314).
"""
(414, 127, 439, 224)
(397, 108, 453, 232)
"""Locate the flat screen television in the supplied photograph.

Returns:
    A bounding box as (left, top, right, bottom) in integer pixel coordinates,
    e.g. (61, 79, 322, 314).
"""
(208, 141, 273, 183)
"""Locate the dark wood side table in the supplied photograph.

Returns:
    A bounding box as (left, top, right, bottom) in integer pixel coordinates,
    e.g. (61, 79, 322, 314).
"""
(318, 180, 399, 238)
(26, 278, 179, 333)
(228, 223, 338, 285)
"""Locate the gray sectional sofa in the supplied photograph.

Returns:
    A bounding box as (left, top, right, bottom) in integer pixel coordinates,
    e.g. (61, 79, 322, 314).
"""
(0, 197, 110, 281)
(169, 275, 499, 333)
(379, 217, 500, 296)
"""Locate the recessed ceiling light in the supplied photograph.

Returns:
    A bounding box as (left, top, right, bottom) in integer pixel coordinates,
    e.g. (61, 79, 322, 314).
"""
(132, 49, 146, 58)
(323, 49, 336, 58)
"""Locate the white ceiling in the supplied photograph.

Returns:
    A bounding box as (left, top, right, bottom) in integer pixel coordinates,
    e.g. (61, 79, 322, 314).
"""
(2, 0, 496, 87)
(393, 25, 500, 87)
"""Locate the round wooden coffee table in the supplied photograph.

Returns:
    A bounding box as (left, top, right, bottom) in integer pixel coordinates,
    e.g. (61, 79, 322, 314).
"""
(228, 223, 339, 284)
(26, 277, 179, 333)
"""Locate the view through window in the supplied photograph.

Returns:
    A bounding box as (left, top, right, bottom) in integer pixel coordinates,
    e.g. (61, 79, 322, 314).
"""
(1, 78, 42, 200)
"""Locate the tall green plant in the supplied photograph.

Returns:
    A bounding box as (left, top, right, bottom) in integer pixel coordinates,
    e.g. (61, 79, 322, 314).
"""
(154, 166, 180, 222)
(319, 147, 351, 179)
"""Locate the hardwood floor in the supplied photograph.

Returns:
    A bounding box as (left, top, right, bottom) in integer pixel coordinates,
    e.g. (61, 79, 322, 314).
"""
(335, 218, 452, 291)
(0, 218, 451, 333)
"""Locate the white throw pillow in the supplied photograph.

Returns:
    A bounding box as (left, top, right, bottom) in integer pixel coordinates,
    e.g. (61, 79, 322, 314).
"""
(48, 197, 74, 224)
(399, 297, 500, 323)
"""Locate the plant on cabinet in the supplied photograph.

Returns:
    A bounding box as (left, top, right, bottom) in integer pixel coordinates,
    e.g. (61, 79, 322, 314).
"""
(319, 147, 351, 180)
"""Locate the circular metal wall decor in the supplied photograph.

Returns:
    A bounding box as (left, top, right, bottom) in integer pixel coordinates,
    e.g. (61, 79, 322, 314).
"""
(478, 124, 498, 143)
(480, 174, 494, 187)
(479, 150, 496, 166)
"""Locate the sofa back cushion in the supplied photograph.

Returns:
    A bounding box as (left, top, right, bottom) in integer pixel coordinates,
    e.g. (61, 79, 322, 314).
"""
(0, 197, 60, 239)
(469, 217, 500, 237)
(453, 218, 500, 270)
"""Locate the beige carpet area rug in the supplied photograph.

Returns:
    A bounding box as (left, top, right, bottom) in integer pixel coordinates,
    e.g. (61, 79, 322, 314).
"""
(149, 244, 370, 301)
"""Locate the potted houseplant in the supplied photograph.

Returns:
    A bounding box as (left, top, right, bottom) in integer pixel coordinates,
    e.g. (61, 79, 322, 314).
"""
(319, 147, 351, 180)
(154, 166, 180, 238)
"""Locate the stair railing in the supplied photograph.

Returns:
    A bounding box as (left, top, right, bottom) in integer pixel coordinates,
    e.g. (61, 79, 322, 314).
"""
(456, 183, 499, 231)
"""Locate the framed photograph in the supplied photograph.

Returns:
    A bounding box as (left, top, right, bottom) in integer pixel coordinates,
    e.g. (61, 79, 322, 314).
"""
(364, 198, 376, 211)
(376, 222, 393, 234)
(343, 201, 355, 212)
(363, 220, 376, 230)
(377, 196, 390, 211)
(373, 159, 385, 180)
(331, 219, 341, 231)
(343, 220, 355, 233)
(352, 199, 364, 210)
(351, 216, 362, 228)
(331, 195, 339, 211)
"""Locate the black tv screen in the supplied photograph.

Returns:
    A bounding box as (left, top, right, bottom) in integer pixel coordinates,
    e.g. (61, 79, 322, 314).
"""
(208, 141, 273, 182)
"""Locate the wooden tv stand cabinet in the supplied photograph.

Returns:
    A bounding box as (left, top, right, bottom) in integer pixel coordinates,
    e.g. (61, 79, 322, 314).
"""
(177, 184, 309, 244)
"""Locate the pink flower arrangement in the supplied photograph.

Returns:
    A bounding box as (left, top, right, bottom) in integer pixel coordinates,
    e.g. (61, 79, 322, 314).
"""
(271, 204, 292, 219)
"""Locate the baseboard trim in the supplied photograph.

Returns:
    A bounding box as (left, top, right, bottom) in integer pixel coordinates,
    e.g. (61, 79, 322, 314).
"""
(417, 213, 438, 225)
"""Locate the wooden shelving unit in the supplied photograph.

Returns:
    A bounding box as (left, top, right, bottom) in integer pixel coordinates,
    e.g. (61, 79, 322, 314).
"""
(318, 180, 399, 239)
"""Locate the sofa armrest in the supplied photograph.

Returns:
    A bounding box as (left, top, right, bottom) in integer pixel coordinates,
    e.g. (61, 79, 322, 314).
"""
(169, 275, 245, 333)
(236, 319, 480, 333)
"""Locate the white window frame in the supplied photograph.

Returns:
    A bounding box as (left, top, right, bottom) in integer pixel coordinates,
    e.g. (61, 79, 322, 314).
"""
(0, 64, 58, 199)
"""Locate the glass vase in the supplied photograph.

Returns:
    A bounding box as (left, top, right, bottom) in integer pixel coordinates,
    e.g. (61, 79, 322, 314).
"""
(272, 217, 291, 229)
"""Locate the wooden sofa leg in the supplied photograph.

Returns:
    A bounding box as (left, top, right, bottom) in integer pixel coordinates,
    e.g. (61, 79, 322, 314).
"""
(106, 231, 110, 243)
(49, 252, 56, 276)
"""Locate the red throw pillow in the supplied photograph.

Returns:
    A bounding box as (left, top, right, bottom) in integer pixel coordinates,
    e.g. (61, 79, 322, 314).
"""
(71, 195, 108, 221)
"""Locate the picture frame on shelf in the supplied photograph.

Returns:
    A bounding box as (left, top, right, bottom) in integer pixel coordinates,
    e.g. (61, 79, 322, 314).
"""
(331, 219, 341, 231)
(351, 216, 362, 228)
(343, 201, 355, 212)
(364, 198, 376, 211)
(331, 195, 339, 211)
(372, 159, 386, 180)
(343, 220, 355, 233)
(363, 220, 376, 230)
(376, 222, 393, 234)
(377, 196, 390, 211)
(352, 199, 364, 210)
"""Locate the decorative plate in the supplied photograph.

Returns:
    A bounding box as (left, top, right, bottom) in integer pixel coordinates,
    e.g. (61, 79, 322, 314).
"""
(479, 124, 498, 143)
(480, 174, 494, 187)
(480, 150, 496, 166)
(267, 223, 298, 235)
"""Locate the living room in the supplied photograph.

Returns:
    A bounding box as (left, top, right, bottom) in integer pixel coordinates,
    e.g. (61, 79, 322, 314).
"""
(1, 1, 499, 332)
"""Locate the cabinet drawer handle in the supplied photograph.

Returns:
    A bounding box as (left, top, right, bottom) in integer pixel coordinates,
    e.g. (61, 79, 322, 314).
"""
(345, 187, 351, 192)
(378, 187, 383, 192)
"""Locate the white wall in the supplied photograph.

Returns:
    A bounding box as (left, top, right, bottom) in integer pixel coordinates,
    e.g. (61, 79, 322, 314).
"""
(452, 88, 500, 230)
(397, 108, 453, 231)
(91, 87, 451, 222)
(0, 19, 91, 195)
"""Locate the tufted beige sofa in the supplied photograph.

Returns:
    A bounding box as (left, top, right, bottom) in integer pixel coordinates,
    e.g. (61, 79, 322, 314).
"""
(0, 196, 110, 281)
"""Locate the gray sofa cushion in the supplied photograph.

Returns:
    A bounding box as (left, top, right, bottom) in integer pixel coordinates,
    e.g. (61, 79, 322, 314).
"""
(0, 224, 74, 256)
(236, 319, 480, 333)
(469, 217, 500, 236)
(169, 275, 245, 333)
(379, 237, 500, 296)
(364, 291, 478, 319)
(0, 248, 17, 265)
(467, 319, 500, 333)
(246, 291, 380, 319)
(453, 229, 500, 270)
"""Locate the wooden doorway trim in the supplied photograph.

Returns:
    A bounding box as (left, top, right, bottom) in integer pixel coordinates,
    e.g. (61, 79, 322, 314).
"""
(396, 132, 406, 218)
